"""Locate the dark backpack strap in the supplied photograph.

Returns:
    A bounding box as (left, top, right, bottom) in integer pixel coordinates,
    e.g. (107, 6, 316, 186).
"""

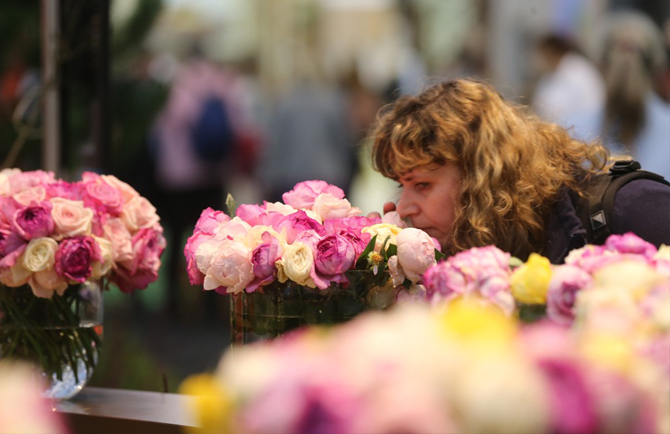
(580, 160, 670, 245)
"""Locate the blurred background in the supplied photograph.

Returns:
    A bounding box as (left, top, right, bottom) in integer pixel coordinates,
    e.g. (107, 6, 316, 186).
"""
(1, 0, 668, 392)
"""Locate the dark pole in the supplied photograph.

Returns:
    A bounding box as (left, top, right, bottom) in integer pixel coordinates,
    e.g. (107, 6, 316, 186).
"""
(91, 0, 110, 173)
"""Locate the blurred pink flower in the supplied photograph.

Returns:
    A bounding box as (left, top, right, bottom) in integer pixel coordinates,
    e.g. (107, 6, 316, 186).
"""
(282, 180, 345, 210)
(547, 265, 593, 325)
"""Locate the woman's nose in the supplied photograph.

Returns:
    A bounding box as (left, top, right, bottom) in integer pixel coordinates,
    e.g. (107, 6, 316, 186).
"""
(395, 192, 417, 219)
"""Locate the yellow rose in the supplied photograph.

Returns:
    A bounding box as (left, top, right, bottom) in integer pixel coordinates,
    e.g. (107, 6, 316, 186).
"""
(362, 223, 402, 251)
(179, 374, 233, 434)
(22, 238, 58, 272)
(282, 242, 315, 287)
(511, 253, 552, 305)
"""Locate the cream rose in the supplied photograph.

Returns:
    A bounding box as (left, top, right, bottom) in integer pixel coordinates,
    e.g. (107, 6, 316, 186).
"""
(0, 260, 31, 288)
(363, 223, 403, 252)
(30, 268, 68, 298)
(264, 202, 297, 216)
(282, 242, 315, 287)
(50, 197, 93, 238)
(22, 238, 58, 272)
(312, 193, 360, 221)
(121, 196, 159, 232)
(13, 186, 47, 207)
(91, 236, 114, 279)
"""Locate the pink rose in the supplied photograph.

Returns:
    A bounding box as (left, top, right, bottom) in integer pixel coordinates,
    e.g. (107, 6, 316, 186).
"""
(0, 228, 26, 260)
(235, 204, 268, 226)
(81, 172, 123, 215)
(184, 231, 213, 285)
(203, 239, 253, 294)
(100, 174, 139, 203)
(282, 180, 345, 210)
(8, 170, 55, 195)
(246, 232, 282, 293)
(195, 207, 231, 234)
(275, 211, 325, 244)
(546, 265, 593, 325)
(121, 196, 159, 232)
(114, 228, 165, 293)
(396, 228, 437, 282)
(102, 218, 134, 263)
(45, 180, 82, 201)
(311, 234, 355, 289)
(331, 227, 371, 258)
(312, 194, 360, 221)
(54, 236, 101, 283)
(12, 202, 54, 240)
(323, 216, 380, 235)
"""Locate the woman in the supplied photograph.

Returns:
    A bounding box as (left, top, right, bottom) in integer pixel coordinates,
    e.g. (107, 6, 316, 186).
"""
(370, 79, 670, 263)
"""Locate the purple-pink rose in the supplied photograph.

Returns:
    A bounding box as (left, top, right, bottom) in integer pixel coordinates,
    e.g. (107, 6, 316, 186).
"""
(246, 232, 281, 293)
(535, 359, 599, 434)
(12, 202, 54, 240)
(54, 236, 101, 283)
(546, 265, 593, 325)
(315, 234, 355, 276)
(0, 227, 25, 259)
(282, 180, 345, 210)
(605, 232, 657, 258)
(184, 231, 212, 285)
(276, 211, 326, 244)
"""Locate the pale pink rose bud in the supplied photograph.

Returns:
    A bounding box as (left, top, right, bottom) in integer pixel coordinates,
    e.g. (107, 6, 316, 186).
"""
(396, 228, 437, 282)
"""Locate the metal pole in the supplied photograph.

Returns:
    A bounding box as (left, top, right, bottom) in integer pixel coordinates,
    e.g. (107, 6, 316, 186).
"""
(40, 0, 61, 173)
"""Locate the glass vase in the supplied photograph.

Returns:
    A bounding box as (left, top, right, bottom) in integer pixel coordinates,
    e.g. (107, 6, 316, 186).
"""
(0, 280, 103, 400)
(231, 270, 397, 346)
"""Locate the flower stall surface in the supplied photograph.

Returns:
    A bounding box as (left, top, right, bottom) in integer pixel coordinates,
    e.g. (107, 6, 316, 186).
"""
(0, 169, 165, 400)
(182, 233, 670, 434)
(184, 180, 443, 344)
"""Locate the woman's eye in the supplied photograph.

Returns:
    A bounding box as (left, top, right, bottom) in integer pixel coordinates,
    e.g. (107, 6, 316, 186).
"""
(415, 182, 430, 191)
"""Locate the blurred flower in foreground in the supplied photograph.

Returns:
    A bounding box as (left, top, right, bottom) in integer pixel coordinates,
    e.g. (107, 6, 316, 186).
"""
(0, 361, 68, 434)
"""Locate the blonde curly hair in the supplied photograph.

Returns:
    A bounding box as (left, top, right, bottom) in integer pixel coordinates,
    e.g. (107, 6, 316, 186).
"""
(371, 79, 610, 259)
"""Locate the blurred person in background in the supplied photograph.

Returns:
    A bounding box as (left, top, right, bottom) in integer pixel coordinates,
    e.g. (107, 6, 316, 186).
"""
(530, 33, 605, 142)
(595, 11, 670, 180)
(258, 78, 357, 203)
(151, 45, 260, 323)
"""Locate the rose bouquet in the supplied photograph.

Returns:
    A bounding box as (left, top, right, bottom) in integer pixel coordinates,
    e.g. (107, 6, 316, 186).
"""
(184, 180, 443, 343)
(182, 290, 669, 434)
(0, 168, 165, 399)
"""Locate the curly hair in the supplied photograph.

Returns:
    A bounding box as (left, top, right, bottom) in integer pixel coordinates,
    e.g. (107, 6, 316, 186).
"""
(371, 78, 610, 259)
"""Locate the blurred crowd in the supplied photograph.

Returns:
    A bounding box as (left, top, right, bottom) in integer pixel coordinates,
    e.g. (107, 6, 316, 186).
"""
(0, 0, 669, 389)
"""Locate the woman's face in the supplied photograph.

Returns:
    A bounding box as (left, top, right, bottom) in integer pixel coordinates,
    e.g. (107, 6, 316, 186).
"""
(395, 163, 462, 250)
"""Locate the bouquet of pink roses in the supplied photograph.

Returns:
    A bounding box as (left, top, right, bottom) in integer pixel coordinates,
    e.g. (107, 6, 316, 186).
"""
(184, 180, 443, 341)
(0, 168, 165, 398)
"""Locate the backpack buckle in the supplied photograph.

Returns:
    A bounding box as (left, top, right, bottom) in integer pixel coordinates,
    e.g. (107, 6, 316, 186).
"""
(609, 160, 641, 176)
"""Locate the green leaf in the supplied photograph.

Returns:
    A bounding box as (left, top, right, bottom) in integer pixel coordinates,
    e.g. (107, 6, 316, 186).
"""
(435, 249, 446, 261)
(509, 256, 524, 269)
(355, 235, 378, 269)
(225, 193, 237, 218)
(385, 244, 397, 259)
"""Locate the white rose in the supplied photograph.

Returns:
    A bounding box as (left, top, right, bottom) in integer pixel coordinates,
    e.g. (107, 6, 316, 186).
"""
(91, 236, 114, 279)
(50, 197, 93, 238)
(312, 193, 359, 221)
(120, 196, 159, 232)
(22, 238, 58, 272)
(282, 242, 315, 287)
